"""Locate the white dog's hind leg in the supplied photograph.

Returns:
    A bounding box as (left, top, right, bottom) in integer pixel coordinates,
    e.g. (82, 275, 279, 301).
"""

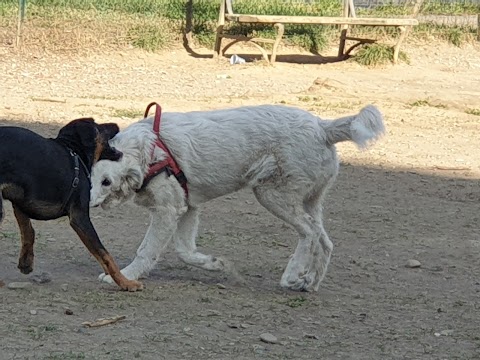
(300, 174, 337, 291)
(254, 185, 329, 292)
(173, 207, 228, 272)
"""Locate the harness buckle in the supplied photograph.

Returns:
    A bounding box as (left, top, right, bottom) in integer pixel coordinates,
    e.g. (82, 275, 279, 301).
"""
(72, 177, 80, 188)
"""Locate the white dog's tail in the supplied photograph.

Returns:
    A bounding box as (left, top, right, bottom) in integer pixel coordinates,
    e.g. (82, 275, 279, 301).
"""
(324, 105, 385, 149)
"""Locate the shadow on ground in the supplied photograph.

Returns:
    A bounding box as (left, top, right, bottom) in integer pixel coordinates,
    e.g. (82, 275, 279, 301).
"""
(0, 117, 479, 360)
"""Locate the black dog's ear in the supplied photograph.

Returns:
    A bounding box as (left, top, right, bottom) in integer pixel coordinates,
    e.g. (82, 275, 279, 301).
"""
(98, 123, 120, 140)
(100, 144, 123, 162)
(57, 118, 97, 149)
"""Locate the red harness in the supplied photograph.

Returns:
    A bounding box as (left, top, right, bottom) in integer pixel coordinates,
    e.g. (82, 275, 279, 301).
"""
(139, 102, 188, 196)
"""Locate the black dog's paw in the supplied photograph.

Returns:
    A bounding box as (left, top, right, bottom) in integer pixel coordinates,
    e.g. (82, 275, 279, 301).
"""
(18, 258, 34, 274)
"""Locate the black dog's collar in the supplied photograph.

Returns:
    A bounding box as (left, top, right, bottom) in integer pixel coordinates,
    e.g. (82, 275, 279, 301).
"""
(60, 149, 91, 212)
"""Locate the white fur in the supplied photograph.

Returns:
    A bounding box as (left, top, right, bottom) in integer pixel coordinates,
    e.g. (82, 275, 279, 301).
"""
(90, 104, 385, 292)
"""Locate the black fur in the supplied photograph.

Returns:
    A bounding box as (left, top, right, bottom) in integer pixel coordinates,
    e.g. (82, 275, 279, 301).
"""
(0, 118, 126, 286)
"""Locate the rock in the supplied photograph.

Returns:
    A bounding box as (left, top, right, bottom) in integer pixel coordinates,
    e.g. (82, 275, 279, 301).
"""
(7, 282, 31, 290)
(406, 259, 421, 268)
(260, 333, 278, 344)
(31, 272, 52, 284)
(304, 333, 319, 340)
(252, 345, 265, 354)
(240, 323, 251, 329)
(30, 310, 37, 315)
(60, 284, 68, 292)
(436, 329, 454, 336)
(216, 283, 226, 290)
(65, 309, 73, 315)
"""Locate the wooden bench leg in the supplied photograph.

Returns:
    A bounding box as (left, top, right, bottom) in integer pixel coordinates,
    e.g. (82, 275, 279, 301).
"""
(214, 25, 224, 59)
(338, 27, 348, 58)
(270, 23, 284, 65)
(393, 26, 407, 64)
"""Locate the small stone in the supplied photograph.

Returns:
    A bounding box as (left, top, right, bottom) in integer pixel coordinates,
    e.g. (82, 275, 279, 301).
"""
(304, 333, 319, 340)
(30, 310, 37, 315)
(227, 323, 239, 329)
(216, 283, 226, 289)
(65, 309, 73, 315)
(31, 272, 52, 284)
(260, 333, 278, 344)
(440, 329, 454, 336)
(406, 259, 421, 268)
(60, 284, 68, 292)
(252, 345, 265, 354)
(240, 323, 251, 329)
(7, 282, 31, 290)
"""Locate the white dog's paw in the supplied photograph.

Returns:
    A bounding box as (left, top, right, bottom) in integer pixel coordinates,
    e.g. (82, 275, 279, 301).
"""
(98, 272, 115, 285)
(280, 257, 320, 292)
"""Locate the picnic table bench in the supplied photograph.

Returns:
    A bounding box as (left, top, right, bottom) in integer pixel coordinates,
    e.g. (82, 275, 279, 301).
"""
(214, 0, 422, 64)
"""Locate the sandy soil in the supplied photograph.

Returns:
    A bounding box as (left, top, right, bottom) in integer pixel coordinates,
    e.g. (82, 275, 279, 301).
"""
(1, 41, 480, 360)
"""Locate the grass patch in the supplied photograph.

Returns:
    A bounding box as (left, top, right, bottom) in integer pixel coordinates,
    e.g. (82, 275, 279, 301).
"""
(26, 324, 59, 340)
(127, 23, 173, 52)
(284, 296, 308, 308)
(354, 43, 409, 66)
(112, 108, 144, 118)
(444, 26, 463, 47)
(466, 108, 480, 116)
(409, 99, 447, 108)
(0, 0, 478, 53)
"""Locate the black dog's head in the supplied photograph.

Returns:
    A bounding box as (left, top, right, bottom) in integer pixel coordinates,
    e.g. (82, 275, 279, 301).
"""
(56, 118, 123, 167)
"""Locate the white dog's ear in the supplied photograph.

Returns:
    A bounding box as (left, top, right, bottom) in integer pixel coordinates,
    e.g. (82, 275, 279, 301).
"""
(123, 167, 143, 191)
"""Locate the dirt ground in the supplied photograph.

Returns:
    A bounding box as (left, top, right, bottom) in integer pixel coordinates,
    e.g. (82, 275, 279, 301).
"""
(1, 41, 480, 360)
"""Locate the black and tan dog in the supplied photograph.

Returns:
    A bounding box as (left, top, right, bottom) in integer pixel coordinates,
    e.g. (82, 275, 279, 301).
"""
(0, 118, 142, 291)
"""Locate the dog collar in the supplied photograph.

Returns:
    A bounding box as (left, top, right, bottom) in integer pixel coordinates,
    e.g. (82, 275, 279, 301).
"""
(60, 149, 91, 212)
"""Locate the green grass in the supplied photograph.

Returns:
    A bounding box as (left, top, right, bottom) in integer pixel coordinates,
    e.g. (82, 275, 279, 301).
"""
(354, 43, 409, 66)
(466, 108, 480, 116)
(283, 296, 308, 308)
(0, 0, 478, 54)
(409, 98, 447, 108)
(127, 23, 173, 52)
(111, 108, 144, 118)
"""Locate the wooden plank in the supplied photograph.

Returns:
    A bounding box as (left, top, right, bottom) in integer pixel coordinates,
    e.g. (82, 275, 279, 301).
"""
(226, 15, 419, 26)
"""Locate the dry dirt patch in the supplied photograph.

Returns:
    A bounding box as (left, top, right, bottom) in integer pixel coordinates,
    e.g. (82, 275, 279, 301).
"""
(0, 42, 479, 359)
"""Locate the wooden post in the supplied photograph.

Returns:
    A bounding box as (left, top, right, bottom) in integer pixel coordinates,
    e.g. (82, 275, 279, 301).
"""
(16, 0, 26, 47)
(477, 14, 480, 41)
(214, 0, 226, 58)
(338, 0, 350, 58)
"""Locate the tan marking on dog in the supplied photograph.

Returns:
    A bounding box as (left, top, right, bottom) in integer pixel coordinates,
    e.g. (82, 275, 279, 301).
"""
(93, 131, 105, 163)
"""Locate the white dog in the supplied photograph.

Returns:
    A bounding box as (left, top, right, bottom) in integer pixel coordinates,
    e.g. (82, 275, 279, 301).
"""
(90, 104, 385, 292)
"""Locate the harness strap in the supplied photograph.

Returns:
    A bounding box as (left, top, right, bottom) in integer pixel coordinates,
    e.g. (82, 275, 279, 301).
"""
(139, 102, 188, 196)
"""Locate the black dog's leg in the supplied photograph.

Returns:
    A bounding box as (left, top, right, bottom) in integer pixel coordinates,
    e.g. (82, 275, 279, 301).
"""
(68, 210, 143, 292)
(13, 205, 36, 274)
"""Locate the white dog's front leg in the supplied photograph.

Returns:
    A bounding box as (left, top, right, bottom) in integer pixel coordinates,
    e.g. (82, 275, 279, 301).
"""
(99, 176, 187, 285)
(98, 208, 179, 284)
